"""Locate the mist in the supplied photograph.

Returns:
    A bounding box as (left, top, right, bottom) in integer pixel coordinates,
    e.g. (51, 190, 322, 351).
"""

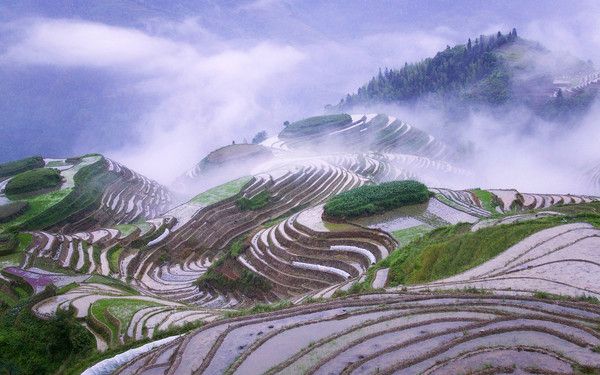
(1, 1, 600, 196)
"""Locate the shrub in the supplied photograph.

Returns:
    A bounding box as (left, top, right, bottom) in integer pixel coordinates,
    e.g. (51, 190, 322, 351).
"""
(237, 190, 270, 211)
(324, 180, 430, 219)
(5, 168, 62, 197)
(196, 267, 271, 295)
(252, 130, 268, 144)
(0, 156, 44, 178)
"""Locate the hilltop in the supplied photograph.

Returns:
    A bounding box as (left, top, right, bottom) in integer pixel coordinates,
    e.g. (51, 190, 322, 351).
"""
(335, 29, 598, 120)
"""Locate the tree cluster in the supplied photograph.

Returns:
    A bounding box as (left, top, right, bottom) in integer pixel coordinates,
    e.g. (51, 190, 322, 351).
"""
(339, 29, 518, 107)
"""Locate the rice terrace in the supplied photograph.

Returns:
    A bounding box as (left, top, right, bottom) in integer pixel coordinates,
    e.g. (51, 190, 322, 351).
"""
(2, 1, 600, 374)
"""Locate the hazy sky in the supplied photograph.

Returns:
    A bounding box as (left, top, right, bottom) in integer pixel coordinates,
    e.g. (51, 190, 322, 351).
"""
(2, 0, 600, 182)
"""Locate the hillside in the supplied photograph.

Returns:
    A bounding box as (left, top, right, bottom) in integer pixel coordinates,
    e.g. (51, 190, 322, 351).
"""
(3, 114, 600, 374)
(0, 155, 171, 233)
(336, 29, 598, 119)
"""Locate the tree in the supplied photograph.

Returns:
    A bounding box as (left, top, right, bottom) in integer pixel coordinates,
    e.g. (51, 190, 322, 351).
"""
(252, 130, 268, 144)
(283, 120, 290, 127)
(512, 28, 517, 38)
(467, 38, 472, 50)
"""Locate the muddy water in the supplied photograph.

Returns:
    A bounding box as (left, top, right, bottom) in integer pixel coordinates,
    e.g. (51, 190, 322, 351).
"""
(203, 306, 366, 374)
(172, 325, 225, 374)
(372, 296, 600, 321)
(350, 202, 429, 232)
(397, 330, 600, 374)
(429, 349, 572, 374)
(318, 322, 470, 375)
(279, 311, 495, 375)
(234, 310, 399, 375)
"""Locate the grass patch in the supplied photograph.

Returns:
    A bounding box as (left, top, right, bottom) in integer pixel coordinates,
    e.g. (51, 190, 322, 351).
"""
(533, 290, 600, 304)
(114, 224, 138, 237)
(224, 300, 292, 318)
(107, 245, 124, 274)
(191, 176, 252, 206)
(471, 188, 500, 212)
(0, 232, 32, 256)
(324, 180, 430, 219)
(90, 298, 160, 344)
(0, 156, 44, 179)
(237, 190, 270, 211)
(5, 168, 62, 197)
(391, 225, 432, 248)
(369, 206, 600, 287)
(8, 156, 120, 231)
(0, 188, 72, 232)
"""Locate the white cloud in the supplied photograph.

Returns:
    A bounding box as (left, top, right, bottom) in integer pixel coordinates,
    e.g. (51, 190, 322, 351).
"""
(2, 18, 306, 183)
(1, 17, 457, 186)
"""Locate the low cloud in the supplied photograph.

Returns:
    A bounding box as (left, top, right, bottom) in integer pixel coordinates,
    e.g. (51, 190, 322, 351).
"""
(0, 17, 453, 184)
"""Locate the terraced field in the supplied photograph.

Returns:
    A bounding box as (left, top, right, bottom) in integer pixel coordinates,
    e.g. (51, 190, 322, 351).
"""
(95, 293, 600, 375)
(270, 114, 453, 160)
(4, 113, 600, 374)
(405, 222, 600, 297)
(0, 155, 171, 233)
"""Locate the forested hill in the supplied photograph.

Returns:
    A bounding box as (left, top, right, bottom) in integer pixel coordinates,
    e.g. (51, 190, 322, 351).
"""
(335, 29, 598, 118)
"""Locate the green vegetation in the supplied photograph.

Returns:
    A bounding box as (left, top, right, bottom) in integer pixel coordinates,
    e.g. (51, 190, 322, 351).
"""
(471, 188, 500, 212)
(5, 168, 62, 197)
(107, 245, 124, 274)
(533, 290, 600, 304)
(224, 300, 292, 318)
(44, 160, 68, 168)
(0, 188, 72, 232)
(374, 206, 600, 286)
(280, 114, 352, 137)
(340, 30, 518, 108)
(5, 156, 119, 231)
(391, 225, 432, 248)
(114, 224, 138, 237)
(86, 275, 138, 295)
(0, 293, 95, 374)
(0, 156, 45, 178)
(91, 298, 159, 342)
(324, 180, 430, 219)
(197, 267, 271, 295)
(0, 234, 17, 256)
(195, 236, 271, 296)
(191, 176, 252, 206)
(0, 233, 32, 257)
(237, 190, 271, 211)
